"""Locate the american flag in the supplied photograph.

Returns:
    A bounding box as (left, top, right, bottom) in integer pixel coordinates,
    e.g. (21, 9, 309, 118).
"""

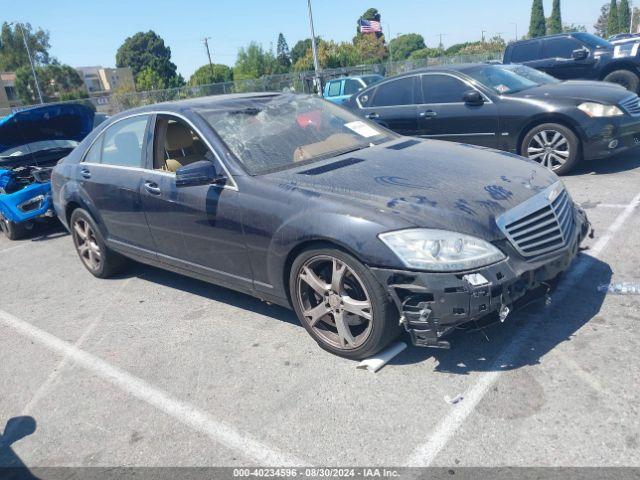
(358, 19, 382, 34)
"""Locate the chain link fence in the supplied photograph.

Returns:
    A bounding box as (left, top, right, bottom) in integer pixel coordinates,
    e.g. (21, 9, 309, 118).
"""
(1, 52, 502, 118)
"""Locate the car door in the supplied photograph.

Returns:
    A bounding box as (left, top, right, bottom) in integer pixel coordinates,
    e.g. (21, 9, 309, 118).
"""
(416, 73, 499, 148)
(357, 75, 419, 136)
(78, 114, 156, 259)
(324, 79, 344, 104)
(140, 114, 252, 290)
(341, 78, 365, 104)
(509, 40, 548, 71)
(540, 37, 595, 79)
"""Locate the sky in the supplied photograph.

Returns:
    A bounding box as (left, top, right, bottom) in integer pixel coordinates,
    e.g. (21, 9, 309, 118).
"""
(5, 0, 607, 79)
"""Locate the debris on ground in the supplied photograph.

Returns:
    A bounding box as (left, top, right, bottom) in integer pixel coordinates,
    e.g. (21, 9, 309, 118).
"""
(597, 282, 640, 295)
(444, 394, 464, 405)
(356, 341, 407, 373)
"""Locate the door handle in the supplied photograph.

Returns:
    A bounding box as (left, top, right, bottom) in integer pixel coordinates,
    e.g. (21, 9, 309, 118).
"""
(365, 112, 379, 119)
(80, 168, 91, 179)
(144, 181, 161, 195)
(419, 110, 438, 118)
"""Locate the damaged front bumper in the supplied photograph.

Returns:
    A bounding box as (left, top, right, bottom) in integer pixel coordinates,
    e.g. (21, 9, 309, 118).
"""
(371, 208, 590, 348)
(0, 168, 54, 224)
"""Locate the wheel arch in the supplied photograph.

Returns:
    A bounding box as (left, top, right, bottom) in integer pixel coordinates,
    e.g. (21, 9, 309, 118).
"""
(599, 61, 640, 80)
(282, 238, 368, 305)
(516, 115, 584, 156)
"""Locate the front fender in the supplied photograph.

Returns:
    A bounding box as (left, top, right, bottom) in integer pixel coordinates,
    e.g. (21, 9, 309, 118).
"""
(265, 211, 405, 298)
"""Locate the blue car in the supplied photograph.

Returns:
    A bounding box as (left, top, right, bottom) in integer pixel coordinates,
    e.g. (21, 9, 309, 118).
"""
(0, 103, 94, 239)
(323, 75, 383, 104)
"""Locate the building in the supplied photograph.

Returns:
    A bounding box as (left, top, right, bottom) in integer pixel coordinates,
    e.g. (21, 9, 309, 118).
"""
(76, 66, 135, 95)
(0, 72, 20, 110)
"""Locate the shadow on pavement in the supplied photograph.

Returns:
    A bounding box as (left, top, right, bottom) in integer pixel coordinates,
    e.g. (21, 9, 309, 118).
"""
(392, 253, 612, 373)
(122, 249, 611, 375)
(570, 150, 640, 176)
(0, 416, 38, 479)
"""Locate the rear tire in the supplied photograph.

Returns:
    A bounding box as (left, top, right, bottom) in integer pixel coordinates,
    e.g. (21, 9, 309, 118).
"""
(603, 69, 640, 93)
(0, 214, 27, 240)
(289, 245, 401, 360)
(521, 123, 580, 175)
(70, 208, 128, 278)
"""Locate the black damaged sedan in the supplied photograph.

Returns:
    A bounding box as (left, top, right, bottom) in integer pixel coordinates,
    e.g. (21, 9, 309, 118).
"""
(52, 93, 589, 359)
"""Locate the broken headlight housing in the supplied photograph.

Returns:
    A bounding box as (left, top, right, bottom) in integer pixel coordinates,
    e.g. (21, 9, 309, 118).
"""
(379, 229, 506, 272)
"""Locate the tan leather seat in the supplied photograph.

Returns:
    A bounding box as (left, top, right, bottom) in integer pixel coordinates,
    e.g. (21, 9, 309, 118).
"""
(164, 122, 203, 172)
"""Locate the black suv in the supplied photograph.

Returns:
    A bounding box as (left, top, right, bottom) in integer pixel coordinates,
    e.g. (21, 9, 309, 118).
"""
(503, 32, 640, 93)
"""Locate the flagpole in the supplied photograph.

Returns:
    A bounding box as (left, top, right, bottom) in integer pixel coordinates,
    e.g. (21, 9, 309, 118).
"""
(306, 0, 321, 94)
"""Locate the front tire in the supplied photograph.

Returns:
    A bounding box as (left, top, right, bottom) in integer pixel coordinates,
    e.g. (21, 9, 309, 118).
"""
(70, 208, 127, 278)
(521, 123, 580, 175)
(289, 246, 401, 360)
(603, 69, 640, 93)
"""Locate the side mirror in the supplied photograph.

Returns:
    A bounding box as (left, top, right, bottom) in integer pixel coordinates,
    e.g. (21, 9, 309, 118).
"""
(572, 48, 589, 60)
(175, 160, 224, 187)
(463, 90, 485, 106)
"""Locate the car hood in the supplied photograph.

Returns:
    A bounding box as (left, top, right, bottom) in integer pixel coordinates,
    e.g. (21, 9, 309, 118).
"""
(512, 80, 632, 104)
(265, 139, 560, 241)
(0, 103, 94, 153)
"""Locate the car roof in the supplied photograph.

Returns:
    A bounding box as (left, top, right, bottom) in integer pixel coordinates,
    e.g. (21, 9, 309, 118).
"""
(509, 32, 580, 45)
(371, 63, 489, 82)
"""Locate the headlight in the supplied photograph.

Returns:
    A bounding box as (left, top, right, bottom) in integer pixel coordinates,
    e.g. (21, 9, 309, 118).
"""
(578, 102, 624, 117)
(379, 229, 506, 271)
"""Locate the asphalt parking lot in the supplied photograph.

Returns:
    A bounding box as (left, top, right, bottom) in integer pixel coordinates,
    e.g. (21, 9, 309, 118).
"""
(1, 152, 640, 468)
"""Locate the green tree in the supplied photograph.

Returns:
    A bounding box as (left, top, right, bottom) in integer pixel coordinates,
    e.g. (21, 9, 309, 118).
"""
(234, 42, 278, 80)
(116, 31, 180, 88)
(563, 23, 587, 33)
(353, 34, 388, 64)
(409, 47, 444, 60)
(619, 0, 631, 34)
(388, 34, 426, 61)
(291, 38, 321, 65)
(0, 22, 51, 71)
(276, 33, 291, 71)
(608, 0, 619, 36)
(594, 3, 610, 37)
(135, 66, 166, 91)
(529, 0, 547, 38)
(189, 64, 233, 86)
(548, 0, 563, 34)
(15, 64, 85, 104)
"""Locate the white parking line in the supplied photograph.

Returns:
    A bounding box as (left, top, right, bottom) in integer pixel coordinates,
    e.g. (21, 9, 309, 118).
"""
(405, 193, 640, 467)
(0, 308, 304, 466)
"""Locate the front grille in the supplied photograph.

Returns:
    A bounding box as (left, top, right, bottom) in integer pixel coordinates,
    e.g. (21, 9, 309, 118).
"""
(497, 183, 575, 258)
(620, 95, 640, 117)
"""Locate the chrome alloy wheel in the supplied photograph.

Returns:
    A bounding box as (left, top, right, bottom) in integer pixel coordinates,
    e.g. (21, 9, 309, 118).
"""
(72, 218, 102, 272)
(0, 213, 9, 236)
(296, 255, 373, 350)
(527, 130, 570, 171)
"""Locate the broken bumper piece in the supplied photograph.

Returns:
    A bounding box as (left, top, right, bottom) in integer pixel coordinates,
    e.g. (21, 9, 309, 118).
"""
(371, 209, 590, 348)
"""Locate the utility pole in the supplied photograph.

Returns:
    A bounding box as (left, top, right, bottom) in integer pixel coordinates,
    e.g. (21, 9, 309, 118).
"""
(203, 37, 214, 80)
(436, 33, 445, 50)
(11, 22, 43, 104)
(306, 0, 321, 94)
(481, 30, 486, 42)
(510, 22, 518, 41)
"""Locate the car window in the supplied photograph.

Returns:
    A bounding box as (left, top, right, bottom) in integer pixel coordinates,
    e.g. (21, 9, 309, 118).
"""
(100, 115, 148, 167)
(371, 77, 416, 107)
(152, 115, 211, 173)
(343, 79, 363, 95)
(198, 94, 396, 175)
(327, 81, 342, 97)
(83, 136, 103, 163)
(422, 75, 469, 104)
(542, 37, 584, 59)
(511, 42, 540, 62)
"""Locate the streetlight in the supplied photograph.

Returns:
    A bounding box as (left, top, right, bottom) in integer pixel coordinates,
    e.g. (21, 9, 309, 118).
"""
(306, 0, 321, 94)
(203, 37, 215, 80)
(9, 21, 43, 104)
